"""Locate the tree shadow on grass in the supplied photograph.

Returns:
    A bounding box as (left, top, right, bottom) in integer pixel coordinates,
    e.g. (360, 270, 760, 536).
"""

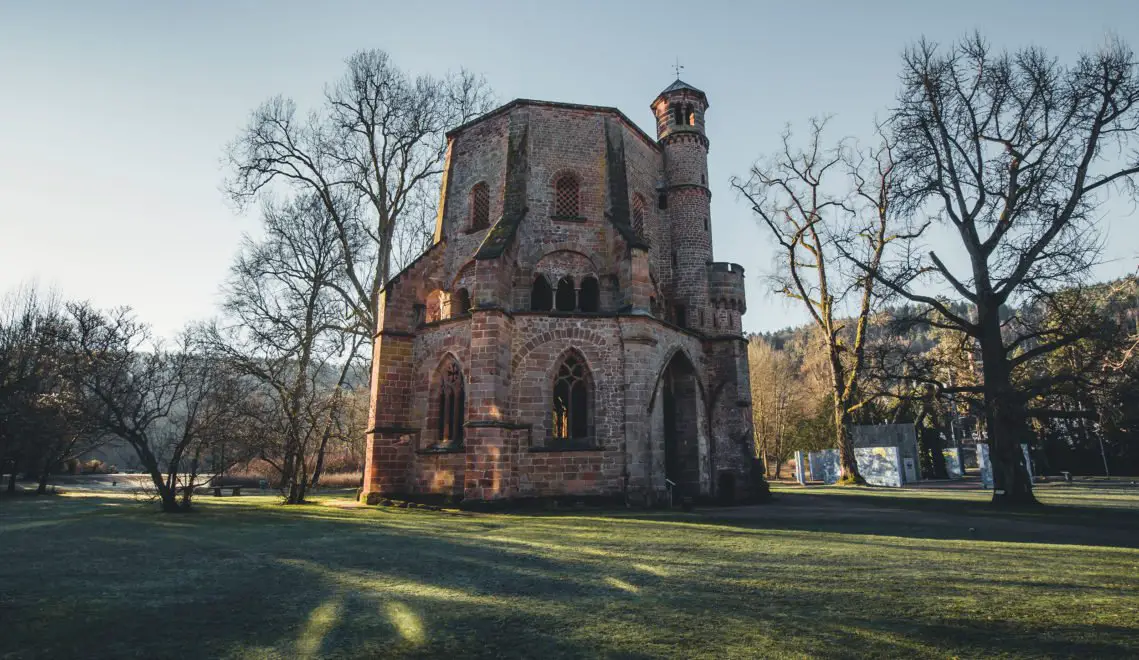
(580, 491, 1139, 550)
(3, 495, 1138, 659)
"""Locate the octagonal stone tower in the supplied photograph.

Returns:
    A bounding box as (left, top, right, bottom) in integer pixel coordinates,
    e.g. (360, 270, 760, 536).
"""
(362, 79, 757, 508)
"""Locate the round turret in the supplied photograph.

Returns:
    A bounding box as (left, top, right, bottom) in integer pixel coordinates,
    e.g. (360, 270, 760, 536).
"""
(652, 80, 713, 331)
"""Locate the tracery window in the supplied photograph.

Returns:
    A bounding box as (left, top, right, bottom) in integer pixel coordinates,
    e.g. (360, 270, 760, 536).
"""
(553, 173, 580, 217)
(469, 182, 489, 230)
(436, 360, 465, 446)
(552, 353, 590, 442)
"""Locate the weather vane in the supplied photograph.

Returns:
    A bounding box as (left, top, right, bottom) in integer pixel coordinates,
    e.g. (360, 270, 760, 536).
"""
(673, 58, 684, 80)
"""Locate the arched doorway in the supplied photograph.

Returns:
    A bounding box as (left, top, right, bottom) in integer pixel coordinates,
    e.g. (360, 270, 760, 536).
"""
(659, 352, 702, 500)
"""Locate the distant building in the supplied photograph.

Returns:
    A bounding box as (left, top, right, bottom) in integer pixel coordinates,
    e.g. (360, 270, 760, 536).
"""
(363, 80, 757, 505)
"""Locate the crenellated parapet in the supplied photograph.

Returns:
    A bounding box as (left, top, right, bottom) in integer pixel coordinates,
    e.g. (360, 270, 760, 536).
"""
(708, 262, 746, 334)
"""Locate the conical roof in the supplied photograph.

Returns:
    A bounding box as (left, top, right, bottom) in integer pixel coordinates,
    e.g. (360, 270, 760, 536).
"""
(654, 79, 708, 107)
(660, 79, 705, 96)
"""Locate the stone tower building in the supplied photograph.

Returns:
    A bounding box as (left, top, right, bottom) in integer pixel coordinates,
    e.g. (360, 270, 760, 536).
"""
(363, 80, 757, 505)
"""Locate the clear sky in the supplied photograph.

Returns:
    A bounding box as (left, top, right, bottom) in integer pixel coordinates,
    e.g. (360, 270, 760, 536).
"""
(2, 0, 1138, 337)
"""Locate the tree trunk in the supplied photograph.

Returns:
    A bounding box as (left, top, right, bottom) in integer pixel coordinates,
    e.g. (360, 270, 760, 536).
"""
(828, 346, 865, 485)
(6, 459, 18, 494)
(834, 405, 865, 484)
(919, 427, 948, 479)
(142, 457, 183, 512)
(37, 461, 50, 494)
(308, 425, 332, 490)
(978, 302, 1037, 506)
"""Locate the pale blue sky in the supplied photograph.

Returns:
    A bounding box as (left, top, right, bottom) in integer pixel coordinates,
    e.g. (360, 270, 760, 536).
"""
(2, 0, 1137, 337)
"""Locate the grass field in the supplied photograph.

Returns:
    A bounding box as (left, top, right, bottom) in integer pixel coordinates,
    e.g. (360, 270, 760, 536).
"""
(2, 483, 1138, 659)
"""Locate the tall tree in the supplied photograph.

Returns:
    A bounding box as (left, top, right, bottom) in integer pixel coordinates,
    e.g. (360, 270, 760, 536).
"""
(733, 119, 903, 483)
(225, 50, 494, 339)
(204, 196, 359, 504)
(848, 35, 1139, 505)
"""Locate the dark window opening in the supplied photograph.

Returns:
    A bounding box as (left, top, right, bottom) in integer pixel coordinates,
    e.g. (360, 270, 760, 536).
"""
(672, 251, 678, 268)
(456, 288, 471, 315)
(658, 192, 668, 209)
(437, 361, 465, 446)
(469, 182, 489, 230)
(553, 173, 580, 217)
(704, 216, 709, 231)
(579, 276, 600, 312)
(685, 104, 695, 126)
(672, 104, 683, 125)
(676, 305, 687, 328)
(555, 276, 576, 312)
(552, 353, 590, 442)
(531, 275, 553, 311)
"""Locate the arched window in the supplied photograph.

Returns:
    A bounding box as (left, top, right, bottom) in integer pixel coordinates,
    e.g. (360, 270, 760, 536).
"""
(456, 288, 471, 315)
(425, 290, 444, 323)
(632, 194, 646, 238)
(469, 182, 489, 230)
(552, 352, 590, 443)
(531, 275, 553, 311)
(579, 276, 600, 312)
(436, 359, 465, 447)
(555, 276, 576, 312)
(553, 173, 580, 217)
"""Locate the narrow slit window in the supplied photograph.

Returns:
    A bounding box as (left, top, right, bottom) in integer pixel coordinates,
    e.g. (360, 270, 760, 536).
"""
(469, 182, 489, 230)
(632, 194, 646, 238)
(552, 353, 590, 442)
(437, 361, 465, 447)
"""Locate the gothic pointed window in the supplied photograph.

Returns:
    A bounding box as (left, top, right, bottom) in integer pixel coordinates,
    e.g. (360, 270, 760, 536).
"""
(553, 173, 580, 217)
(552, 352, 591, 443)
(632, 194, 646, 239)
(436, 359, 465, 447)
(469, 182, 489, 230)
(531, 275, 553, 311)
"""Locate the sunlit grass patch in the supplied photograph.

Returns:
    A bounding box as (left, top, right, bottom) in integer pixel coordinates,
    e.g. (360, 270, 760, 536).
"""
(1, 487, 1137, 658)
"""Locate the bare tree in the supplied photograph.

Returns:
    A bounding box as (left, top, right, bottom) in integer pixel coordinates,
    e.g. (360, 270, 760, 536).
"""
(67, 306, 245, 511)
(225, 50, 494, 339)
(733, 119, 904, 483)
(848, 35, 1139, 505)
(204, 196, 361, 504)
(748, 337, 800, 478)
(0, 284, 102, 494)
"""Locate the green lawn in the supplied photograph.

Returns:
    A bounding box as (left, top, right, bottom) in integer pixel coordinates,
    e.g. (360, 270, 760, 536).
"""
(2, 484, 1138, 659)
